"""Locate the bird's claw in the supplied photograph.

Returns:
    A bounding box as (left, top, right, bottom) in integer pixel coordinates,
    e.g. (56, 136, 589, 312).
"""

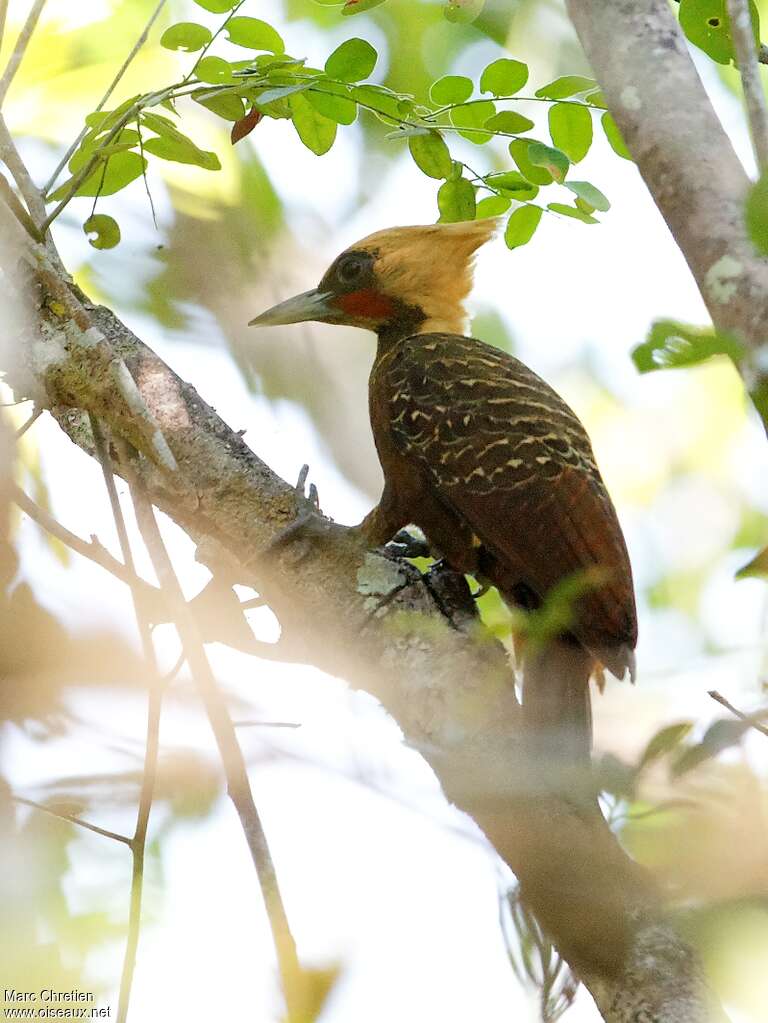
(261, 507, 332, 565)
(295, 463, 321, 512)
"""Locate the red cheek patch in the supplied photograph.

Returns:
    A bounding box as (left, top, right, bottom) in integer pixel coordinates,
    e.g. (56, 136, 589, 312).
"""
(335, 289, 396, 321)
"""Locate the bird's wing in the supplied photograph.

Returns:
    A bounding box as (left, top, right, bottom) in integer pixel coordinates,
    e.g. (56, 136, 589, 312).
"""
(385, 333, 636, 656)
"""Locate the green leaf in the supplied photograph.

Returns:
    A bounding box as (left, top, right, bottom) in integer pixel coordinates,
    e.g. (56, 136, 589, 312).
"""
(256, 82, 313, 108)
(289, 91, 337, 154)
(736, 545, 768, 579)
(437, 177, 476, 222)
(485, 171, 538, 201)
(534, 75, 596, 100)
(565, 180, 610, 212)
(429, 75, 473, 105)
(450, 100, 495, 144)
(225, 17, 285, 53)
(160, 22, 212, 52)
(195, 56, 235, 84)
(84, 96, 141, 133)
(679, 0, 760, 64)
(341, 0, 387, 14)
(408, 130, 452, 179)
(349, 84, 401, 123)
(631, 319, 744, 373)
(526, 141, 569, 183)
(672, 718, 754, 777)
(48, 151, 148, 200)
(509, 138, 553, 184)
(443, 0, 485, 23)
(745, 173, 768, 254)
(83, 214, 121, 250)
(504, 205, 542, 249)
(479, 58, 528, 97)
(194, 0, 238, 10)
(143, 136, 220, 170)
(476, 195, 511, 218)
(194, 90, 245, 121)
(639, 722, 694, 768)
(584, 89, 607, 109)
(602, 112, 632, 160)
(484, 111, 534, 134)
(548, 102, 592, 163)
(306, 87, 357, 124)
(325, 38, 377, 82)
(69, 130, 140, 173)
(547, 202, 597, 224)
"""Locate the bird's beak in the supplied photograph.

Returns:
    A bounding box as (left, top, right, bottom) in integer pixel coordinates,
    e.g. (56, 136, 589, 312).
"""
(248, 288, 334, 327)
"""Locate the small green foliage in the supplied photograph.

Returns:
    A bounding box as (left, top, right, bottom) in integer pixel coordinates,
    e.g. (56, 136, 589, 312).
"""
(745, 173, 768, 254)
(443, 0, 485, 23)
(193, 0, 239, 10)
(484, 111, 534, 134)
(547, 202, 598, 224)
(341, 0, 387, 14)
(84, 97, 141, 132)
(519, 568, 610, 649)
(194, 90, 245, 121)
(306, 86, 357, 124)
(548, 102, 592, 163)
(408, 130, 452, 179)
(535, 75, 596, 100)
(479, 58, 528, 96)
(736, 545, 768, 579)
(526, 141, 569, 183)
(450, 100, 495, 143)
(679, 0, 760, 64)
(632, 319, 744, 373)
(565, 180, 610, 212)
(289, 91, 337, 154)
(672, 718, 755, 777)
(639, 722, 694, 769)
(324, 37, 377, 81)
(83, 214, 121, 250)
(437, 176, 476, 221)
(476, 195, 510, 218)
(504, 204, 542, 249)
(485, 171, 538, 200)
(142, 112, 221, 169)
(601, 112, 632, 160)
(195, 56, 235, 84)
(160, 22, 212, 52)
(509, 138, 553, 184)
(225, 17, 285, 53)
(49, 151, 148, 200)
(429, 75, 473, 105)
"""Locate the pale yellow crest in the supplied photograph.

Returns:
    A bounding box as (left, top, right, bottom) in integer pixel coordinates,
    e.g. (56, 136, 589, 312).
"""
(352, 219, 500, 335)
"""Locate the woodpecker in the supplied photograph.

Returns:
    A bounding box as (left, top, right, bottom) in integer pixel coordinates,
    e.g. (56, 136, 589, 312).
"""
(250, 220, 637, 762)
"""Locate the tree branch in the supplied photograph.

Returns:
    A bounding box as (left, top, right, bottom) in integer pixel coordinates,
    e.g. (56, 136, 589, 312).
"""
(122, 450, 303, 1020)
(0, 0, 47, 107)
(709, 689, 768, 737)
(726, 0, 768, 173)
(13, 794, 132, 845)
(567, 0, 768, 432)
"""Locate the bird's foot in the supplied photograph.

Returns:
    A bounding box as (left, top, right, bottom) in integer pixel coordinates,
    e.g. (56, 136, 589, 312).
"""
(386, 528, 432, 560)
(262, 507, 333, 565)
(295, 463, 321, 512)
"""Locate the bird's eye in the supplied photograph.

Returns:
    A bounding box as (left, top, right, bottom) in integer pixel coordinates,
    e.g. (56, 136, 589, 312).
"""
(336, 254, 366, 286)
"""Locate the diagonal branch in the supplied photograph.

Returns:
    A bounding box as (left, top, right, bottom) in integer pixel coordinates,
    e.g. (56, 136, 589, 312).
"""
(0, 0, 47, 107)
(726, 0, 768, 173)
(13, 794, 132, 845)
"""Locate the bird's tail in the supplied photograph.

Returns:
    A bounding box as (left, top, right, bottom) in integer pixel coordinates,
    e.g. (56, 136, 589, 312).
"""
(521, 640, 596, 808)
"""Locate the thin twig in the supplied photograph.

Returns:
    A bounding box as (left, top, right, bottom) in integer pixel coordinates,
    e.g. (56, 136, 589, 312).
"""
(13, 795, 132, 845)
(89, 416, 164, 1023)
(0, 112, 46, 228)
(14, 406, 41, 439)
(0, 0, 9, 54)
(44, 0, 169, 194)
(726, 0, 768, 172)
(0, 169, 41, 239)
(12, 480, 157, 597)
(121, 445, 303, 1019)
(708, 689, 768, 737)
(0, 0, 47, 107)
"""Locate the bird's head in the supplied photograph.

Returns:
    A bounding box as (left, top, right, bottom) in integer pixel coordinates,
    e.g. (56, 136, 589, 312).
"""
(249, 219, 499, 339)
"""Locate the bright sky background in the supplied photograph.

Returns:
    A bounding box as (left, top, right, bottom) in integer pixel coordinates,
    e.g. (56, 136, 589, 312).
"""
(2, 1, 768, 1021)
